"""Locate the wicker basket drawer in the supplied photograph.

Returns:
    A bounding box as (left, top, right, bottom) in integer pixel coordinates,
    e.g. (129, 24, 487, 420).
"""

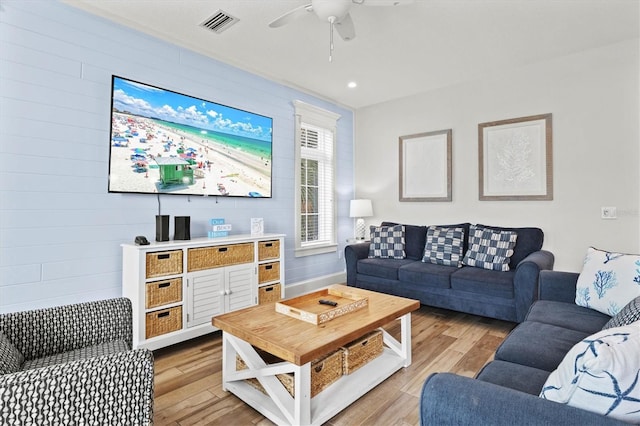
(237, 348, 343, 397)
(145, 278, 182, 309)
(145, 306, 182, 339)
(187, 243, 254, 272)
(258, 240, 280, 261)
(258, 283, 281, 304)
(342, 330, 384, 374)
(258, 261, 280, 284)
(146, 250, 183, 278)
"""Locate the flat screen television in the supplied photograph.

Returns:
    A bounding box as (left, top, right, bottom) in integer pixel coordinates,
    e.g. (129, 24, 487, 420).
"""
(108, 75, 273, 197)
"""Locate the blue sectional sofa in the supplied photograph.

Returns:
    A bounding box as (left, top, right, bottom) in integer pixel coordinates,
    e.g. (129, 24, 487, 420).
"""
(345, 222, 554, 322)
(420, 270, 629, 425)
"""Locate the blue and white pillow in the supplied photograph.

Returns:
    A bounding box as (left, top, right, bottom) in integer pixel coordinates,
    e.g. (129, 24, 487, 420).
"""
(422, 226, 465, 267)
(540, 321, 640, 423)
(368, 225, 406, 259)
(575, 247, 640, 316)
(602, 296, 640, 330)
(462, 225, 517, 271)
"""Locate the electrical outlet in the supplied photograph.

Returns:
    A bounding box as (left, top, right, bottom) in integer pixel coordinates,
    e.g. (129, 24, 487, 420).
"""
(601, 207, 617, 219)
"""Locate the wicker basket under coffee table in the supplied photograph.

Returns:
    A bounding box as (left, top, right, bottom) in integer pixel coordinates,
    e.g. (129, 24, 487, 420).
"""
(213, 285, 419, 426)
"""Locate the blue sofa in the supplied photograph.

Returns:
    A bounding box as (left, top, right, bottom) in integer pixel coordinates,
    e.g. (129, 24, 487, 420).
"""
(420, 270, 627, 425)
(345, 222, 554, 322)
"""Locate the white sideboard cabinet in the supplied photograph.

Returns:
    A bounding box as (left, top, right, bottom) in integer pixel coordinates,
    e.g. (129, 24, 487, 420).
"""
(122, 234, 285, 350)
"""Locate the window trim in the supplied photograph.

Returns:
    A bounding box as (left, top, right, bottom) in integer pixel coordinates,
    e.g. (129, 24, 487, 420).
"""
(293, 100, 340, 258)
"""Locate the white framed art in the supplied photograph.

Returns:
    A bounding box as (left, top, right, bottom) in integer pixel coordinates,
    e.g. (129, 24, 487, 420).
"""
(399, 129, 452, 202)
(251, 218, 264, 235)
(479, 113, 553, 201)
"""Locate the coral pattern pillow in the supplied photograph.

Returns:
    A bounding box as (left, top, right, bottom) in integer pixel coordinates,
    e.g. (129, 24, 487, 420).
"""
(422, 226, 465, 267)
(368, 225, 406, 259)
(575, 247, 640, 316)
(462, 225, 517, 271)
(540, 322, 640, 423)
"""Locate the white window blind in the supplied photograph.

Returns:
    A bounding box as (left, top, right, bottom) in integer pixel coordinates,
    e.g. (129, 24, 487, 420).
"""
(293, 101, 340, 257)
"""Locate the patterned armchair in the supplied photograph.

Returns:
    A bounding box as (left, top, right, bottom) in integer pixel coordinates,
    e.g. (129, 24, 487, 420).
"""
(0, 298, 154, 425)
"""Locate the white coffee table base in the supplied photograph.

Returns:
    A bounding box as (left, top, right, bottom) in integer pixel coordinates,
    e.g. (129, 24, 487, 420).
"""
(221, 313, 412, 426)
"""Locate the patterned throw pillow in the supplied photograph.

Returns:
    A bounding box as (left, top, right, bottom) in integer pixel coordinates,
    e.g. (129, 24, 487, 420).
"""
(461, 225, 518, 271)
(602, 296, 640, 330)
(368, 225, 406, 259)
(575, 247, 640, 316)
(539, 322, 640, 423)
(422, 226, 465, 267)
(0, 331, 24, 374)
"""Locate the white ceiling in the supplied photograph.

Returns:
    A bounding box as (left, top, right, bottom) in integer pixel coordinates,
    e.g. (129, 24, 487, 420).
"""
(64, 0, 639, 109)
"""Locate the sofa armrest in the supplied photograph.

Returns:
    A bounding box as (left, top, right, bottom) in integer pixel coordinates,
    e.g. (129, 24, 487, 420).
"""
(420, 373, 626, 426)
(1, 298, 133, 360)
(344, 243, 371, 286)
(538, 270, 580, 303)
(0, 348, 154, 424)
(513, 250, 555, 322)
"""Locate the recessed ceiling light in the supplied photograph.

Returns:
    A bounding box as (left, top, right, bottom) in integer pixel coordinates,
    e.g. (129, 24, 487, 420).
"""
(347, 81, 357, 89)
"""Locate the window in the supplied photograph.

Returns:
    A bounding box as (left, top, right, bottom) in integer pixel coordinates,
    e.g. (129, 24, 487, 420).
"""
(294, 101, 340, 257)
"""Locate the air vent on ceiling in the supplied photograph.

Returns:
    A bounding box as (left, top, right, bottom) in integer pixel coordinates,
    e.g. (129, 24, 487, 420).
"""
(200, 10, 239, 34)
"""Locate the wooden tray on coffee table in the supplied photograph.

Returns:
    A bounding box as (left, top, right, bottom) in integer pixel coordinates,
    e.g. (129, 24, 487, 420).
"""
(275, 286, 368, 325)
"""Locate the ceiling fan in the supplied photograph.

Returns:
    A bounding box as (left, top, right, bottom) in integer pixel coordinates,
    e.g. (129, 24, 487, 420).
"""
(269, 0, 413, 61)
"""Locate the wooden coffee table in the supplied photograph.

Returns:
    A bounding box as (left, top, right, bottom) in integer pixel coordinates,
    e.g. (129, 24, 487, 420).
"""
(212, 285, 420, 425)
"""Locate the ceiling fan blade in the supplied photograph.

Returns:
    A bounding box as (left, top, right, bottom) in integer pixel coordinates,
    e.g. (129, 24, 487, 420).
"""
(268, 4, 313, 28)
(335, 13, 356, 41)
(356, 0, 414, 5)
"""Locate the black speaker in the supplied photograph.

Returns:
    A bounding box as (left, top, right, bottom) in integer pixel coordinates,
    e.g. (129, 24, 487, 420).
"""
(155, 215, 169, 242)
(174, 216, 191, 240)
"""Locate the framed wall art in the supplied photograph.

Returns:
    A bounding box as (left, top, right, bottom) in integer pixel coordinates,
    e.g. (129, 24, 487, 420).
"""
(478, 113, 553, 201)
(399, 129, 452, 202)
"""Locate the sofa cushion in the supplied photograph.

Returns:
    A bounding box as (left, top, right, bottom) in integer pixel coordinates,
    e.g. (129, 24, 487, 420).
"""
(526, 300, 610, 334)
(381, 222, 427, 260)
(0, 331, 24, 374)
(539, 322, 640, 423)
(398, 261, 456, 288)
(476, 224, 544, 268)
(422, 226, 465, 267)
(462, 225, 518, 271)
(476, 360, 550, 396)
(357, 257, 415, 281)
(575, 247, 640, 316)
(21, 340, 130, 370)
(603, 296, 640, 330)
(495, 322, 590, 371)
(368, 225, 406, 259)
(450, 267, 515, 299)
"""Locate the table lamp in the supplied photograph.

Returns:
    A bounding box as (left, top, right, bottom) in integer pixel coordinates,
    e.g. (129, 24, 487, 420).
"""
(350, 199, 373, 240)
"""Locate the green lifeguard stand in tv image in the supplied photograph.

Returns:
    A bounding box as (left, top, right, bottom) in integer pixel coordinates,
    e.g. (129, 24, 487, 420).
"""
(155, 157, 194, 187)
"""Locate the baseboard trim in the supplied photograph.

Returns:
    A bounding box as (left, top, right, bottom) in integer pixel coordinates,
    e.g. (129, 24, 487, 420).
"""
(284, 272, 346, 298)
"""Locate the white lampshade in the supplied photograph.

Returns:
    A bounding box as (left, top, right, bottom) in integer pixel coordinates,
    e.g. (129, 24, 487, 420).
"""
(349, 199, 373, 218)
(350, 199, 373, 240)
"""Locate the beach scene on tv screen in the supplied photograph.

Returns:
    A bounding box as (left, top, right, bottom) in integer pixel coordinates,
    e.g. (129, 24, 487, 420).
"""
(108, 76, 273, 197)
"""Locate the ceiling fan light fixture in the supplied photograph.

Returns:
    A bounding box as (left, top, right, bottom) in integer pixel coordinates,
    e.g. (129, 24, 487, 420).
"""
(312, 0, 352, 22)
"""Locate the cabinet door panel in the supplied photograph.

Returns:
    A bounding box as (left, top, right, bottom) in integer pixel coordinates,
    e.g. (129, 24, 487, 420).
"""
(227, 264, 256, 312)
(188, 270, 224, 327)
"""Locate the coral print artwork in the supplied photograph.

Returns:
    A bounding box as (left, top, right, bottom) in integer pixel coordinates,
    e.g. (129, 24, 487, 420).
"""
(479, 114, 553, 201)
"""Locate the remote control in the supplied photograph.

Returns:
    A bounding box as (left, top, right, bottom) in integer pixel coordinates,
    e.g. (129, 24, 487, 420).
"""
(319, 299, 338, 307)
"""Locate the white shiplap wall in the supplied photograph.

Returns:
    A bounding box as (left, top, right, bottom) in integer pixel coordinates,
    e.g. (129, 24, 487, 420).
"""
(0, 1, 354, 313)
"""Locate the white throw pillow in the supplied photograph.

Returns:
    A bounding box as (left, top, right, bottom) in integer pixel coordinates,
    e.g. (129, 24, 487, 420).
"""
(575, 247, 640, 316)
(540, 321, 640, 423)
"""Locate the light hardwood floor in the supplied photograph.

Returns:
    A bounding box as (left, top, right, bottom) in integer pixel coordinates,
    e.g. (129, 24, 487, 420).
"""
(153, 304, 515, 426)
